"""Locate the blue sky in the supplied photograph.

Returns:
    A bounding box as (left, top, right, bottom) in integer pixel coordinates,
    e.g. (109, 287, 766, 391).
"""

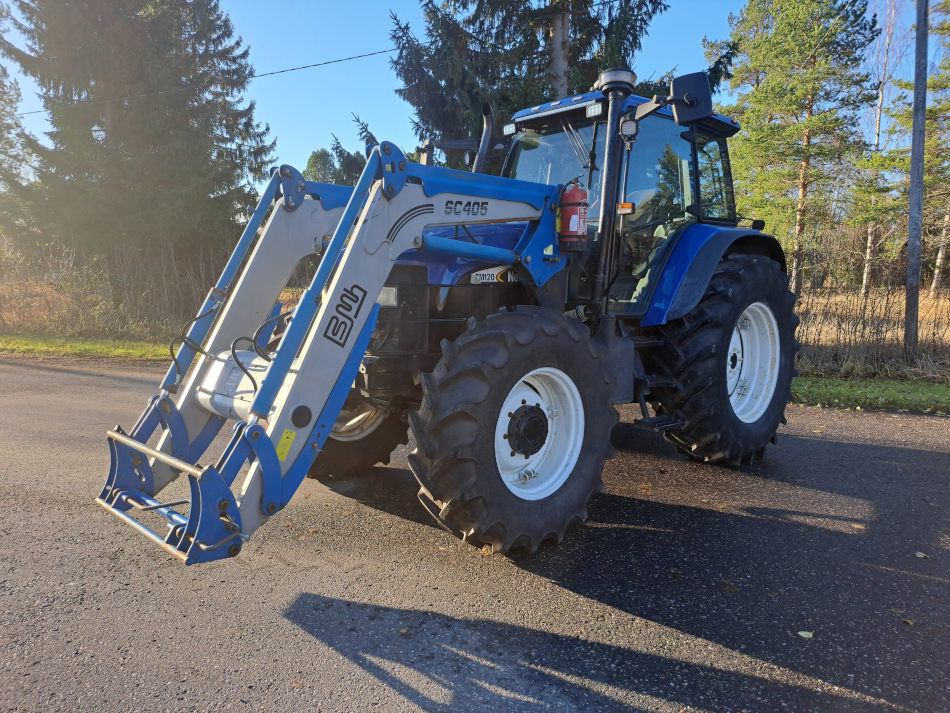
(5, 0, 748, 172)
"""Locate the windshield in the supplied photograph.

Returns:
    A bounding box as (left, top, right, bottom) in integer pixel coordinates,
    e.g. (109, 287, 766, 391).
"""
(609, 115, 697, 315)
(506, 117, 606, 222)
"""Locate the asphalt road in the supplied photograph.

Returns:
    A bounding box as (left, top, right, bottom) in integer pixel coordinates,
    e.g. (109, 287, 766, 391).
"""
(0, 358, 948, 713)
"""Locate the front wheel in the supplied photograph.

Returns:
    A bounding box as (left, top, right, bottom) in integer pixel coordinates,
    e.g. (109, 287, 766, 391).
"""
(408, 307, 617, 553)
(647, 255, 799, 465)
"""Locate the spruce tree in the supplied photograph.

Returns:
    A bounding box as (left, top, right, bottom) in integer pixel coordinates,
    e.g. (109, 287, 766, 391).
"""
(0, 0, 275, 310)
(302, 116, 376, 187)
(0, 5, 26, 221)
(388, 0, 672, 170)
(721, 0, 878, 293)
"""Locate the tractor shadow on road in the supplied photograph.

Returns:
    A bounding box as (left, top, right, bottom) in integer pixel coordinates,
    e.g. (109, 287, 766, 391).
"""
(283, 593, 898, 712)
(315, 463, 445, 532)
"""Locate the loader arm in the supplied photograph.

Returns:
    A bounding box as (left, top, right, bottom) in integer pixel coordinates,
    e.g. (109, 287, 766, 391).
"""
(97, 142, 565, 564)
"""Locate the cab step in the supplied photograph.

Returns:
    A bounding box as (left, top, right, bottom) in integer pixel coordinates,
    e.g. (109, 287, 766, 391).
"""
(635, 374, 677, 389)
(634, 415, 687, 432)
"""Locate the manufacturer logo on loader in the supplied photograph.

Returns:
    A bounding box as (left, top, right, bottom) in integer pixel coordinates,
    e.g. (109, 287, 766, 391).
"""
(323, 284, 367, 347)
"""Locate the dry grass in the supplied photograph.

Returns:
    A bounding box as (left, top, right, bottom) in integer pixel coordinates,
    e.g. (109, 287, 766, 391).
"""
(796, 287, 950, 380)
(3, 238, 949, 379)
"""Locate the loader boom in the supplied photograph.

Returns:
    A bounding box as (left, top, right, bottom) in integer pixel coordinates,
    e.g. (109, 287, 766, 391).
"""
(98, 141, 564, 562)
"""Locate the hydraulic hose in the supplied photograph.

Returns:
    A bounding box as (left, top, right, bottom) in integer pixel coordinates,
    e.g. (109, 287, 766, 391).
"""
(168, 306, 218, 386)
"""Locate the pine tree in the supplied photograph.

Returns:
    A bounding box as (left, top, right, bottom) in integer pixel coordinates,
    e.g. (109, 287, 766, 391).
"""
(388, 0, 672, 170)
(721, 0, 879, 293)
(0, 0, 275, 310)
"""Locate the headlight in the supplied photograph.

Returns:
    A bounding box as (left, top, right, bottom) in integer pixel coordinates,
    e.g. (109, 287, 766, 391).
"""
(376, 285, 399, 307)
(503, 123, 516, 136)
(586, 103, 604, 118)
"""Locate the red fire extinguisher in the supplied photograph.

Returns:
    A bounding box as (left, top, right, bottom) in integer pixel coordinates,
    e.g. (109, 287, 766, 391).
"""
(558, 181, 588, 252)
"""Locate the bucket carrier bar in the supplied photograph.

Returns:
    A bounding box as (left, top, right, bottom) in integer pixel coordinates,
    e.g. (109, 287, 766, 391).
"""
(97, 141, 566, 564)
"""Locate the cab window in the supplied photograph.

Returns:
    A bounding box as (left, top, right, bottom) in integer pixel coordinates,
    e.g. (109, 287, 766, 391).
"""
(697, 132, 736, 222)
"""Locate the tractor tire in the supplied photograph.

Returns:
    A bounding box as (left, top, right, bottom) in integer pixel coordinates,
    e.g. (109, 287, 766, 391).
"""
(307, 390, 408, 479)
(408, 306, 617, 553)
(646, 255, 799, 466)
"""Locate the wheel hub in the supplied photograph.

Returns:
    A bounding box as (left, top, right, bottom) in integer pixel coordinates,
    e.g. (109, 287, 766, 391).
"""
(507, 405, 549, 456)
(494, 367, 585, 501)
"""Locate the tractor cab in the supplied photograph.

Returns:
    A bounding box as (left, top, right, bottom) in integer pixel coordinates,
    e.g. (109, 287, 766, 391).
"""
(501, 79, 741, 320)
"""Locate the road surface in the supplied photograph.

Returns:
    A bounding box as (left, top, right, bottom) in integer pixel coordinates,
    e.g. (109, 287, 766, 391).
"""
(0, 358, 947, 712)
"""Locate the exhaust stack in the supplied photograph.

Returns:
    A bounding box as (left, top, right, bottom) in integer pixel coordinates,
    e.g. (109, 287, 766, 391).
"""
(470, 102, 494, 174)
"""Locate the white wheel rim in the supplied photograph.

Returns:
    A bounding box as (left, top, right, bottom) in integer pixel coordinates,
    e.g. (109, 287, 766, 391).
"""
(726, 301, 781, 423)
(494, 367, 585, 501)
(329, 403, 387, 442)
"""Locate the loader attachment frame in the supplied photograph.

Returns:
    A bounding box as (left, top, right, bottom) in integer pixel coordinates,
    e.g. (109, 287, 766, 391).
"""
(97, 142, 566, 564)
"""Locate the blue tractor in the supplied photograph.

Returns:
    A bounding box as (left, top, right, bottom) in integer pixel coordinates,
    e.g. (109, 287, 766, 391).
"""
(97, 68, 797, 563)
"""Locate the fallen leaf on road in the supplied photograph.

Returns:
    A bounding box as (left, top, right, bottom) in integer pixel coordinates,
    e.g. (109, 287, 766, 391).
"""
(481, 545, 492, 556)
(399, 628, 408, 634)
(813, 430, 822, 434)
(891, 608, 904, 614)
(309, 529, 317, 533)
(916, 552, 929, 559)
(292, 682, 303, 689)
(299, 536, 306, 541)
(439, 547, 447, 551)
(850, 523, 865, 530)
(798, 631, 813, 639)
(903, 620, 914, 626)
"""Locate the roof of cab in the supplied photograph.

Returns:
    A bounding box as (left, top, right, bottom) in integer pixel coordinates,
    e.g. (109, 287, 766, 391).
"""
(510, 90, 740, 138)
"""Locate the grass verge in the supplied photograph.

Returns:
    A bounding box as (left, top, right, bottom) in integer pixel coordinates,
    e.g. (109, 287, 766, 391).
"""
(791, 376, 949, 414)
(0, 335, 168, 362)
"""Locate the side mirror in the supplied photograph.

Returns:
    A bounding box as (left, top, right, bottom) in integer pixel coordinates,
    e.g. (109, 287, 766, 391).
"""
(634, 72, 714, 125)
(669, 72, 713, 125)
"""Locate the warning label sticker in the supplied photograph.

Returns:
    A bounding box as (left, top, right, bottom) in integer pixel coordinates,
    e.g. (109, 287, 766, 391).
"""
(275, 428, 296, 461)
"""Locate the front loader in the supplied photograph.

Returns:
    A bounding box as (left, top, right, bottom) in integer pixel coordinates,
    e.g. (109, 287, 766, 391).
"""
(97, 68, 798, 563)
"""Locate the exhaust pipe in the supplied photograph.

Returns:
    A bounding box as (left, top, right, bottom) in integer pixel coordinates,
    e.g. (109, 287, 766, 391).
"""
(470, 102, 494, 174)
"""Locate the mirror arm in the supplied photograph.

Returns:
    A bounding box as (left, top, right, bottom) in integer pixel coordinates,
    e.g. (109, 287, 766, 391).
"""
(634, 93, 698, 122)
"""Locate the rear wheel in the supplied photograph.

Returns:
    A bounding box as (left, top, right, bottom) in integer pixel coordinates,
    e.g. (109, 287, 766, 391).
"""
(408, 307, 617, 553)
(307, 391, 408, 479)
(647, 255, 799, 465)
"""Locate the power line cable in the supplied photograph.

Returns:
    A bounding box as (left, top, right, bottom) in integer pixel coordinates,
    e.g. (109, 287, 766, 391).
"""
(14, 0, 626, 117)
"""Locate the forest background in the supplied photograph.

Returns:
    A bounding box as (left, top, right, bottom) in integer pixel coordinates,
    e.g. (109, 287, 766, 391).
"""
(0, 0, 948, 386)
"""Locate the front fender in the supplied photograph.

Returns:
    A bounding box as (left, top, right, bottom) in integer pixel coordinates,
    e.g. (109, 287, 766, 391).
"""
(641, 224, 785, 327)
